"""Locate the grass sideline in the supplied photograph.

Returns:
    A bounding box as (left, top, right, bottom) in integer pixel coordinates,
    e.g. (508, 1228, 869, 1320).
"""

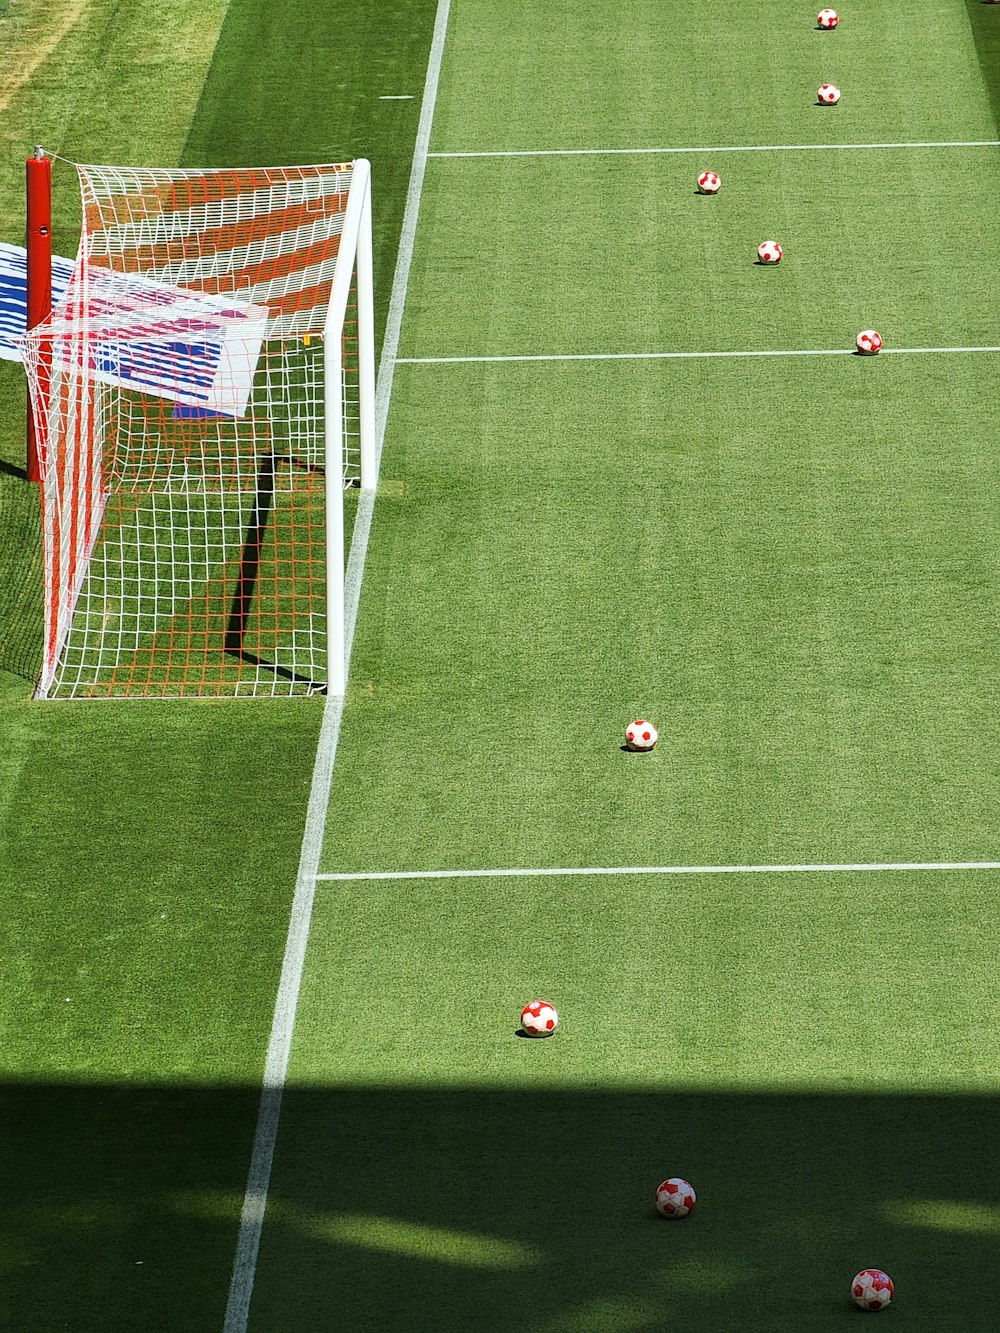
(0, 2, 438, 1327)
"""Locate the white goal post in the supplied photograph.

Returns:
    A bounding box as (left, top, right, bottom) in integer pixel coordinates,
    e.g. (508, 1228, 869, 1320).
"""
(20, 156, 376, 699)
(325, 158, 376, 697)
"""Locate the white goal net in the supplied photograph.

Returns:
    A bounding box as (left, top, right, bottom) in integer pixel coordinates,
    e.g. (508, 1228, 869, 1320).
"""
(21, 158, 375, 699)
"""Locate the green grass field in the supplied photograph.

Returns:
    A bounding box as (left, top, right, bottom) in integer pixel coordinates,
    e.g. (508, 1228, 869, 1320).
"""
(3, 0, 1000, 1328)
(0, 1, 437, 1327)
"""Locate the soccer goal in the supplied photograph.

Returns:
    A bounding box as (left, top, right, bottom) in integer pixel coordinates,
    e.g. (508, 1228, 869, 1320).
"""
(20, 157, 375, 699)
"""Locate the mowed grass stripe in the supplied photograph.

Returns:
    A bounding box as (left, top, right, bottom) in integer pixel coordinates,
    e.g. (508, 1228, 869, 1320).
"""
(432, 0, 995, 153)
(314, 348, 1000, 878)
(400, 148, 1000, 360)
(0, 0, 230, 250)
(289, 869, 1000, 1090)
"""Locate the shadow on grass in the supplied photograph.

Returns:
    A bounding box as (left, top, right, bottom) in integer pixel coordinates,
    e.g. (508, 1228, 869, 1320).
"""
(967, 0, 1000, 132)
(4, 1084, 1000, 1329)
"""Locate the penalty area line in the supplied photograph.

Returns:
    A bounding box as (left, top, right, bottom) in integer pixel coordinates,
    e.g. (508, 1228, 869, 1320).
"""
(317, 860, 1000, 882)
(396, 346, 1000, 367)
(428, 139, 1000, 160)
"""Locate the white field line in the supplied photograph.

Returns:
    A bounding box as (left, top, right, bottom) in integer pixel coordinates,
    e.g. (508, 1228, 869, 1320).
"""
(429, 139, 1000, 160)
(396, 346, 1000, 367)
(317, 860, 1000, 883)
(221, 3, 452, 1330)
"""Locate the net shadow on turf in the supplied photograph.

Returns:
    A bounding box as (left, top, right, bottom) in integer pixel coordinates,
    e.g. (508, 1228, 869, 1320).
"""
(224, 451, 328, 695)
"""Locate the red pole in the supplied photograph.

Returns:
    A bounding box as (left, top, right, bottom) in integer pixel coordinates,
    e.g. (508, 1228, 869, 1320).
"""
(25, 146, 52, 484)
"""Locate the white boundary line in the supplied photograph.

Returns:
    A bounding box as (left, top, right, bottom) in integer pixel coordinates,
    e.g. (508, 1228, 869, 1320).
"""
(317, 860, 1000, 882)
(396, 345, 1000, 367)
(429, 139, 1000, 160)
(221, 3, 452, 1329)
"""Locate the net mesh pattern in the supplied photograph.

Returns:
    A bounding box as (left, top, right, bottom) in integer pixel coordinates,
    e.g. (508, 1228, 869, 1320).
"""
(22, 162, 361, 699)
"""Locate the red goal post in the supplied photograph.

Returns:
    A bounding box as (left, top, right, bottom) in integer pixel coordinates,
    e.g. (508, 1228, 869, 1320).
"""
(25, 146, 52, 485)
(21, 154, 376, 699)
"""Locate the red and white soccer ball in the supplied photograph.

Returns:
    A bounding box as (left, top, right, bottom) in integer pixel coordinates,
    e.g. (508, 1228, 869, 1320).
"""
(625, 720, 658, 752)
(817, 83, 842, 105)
(655, 1178, 696, 1218)
(520, 1000, 558, 1037)
(856, 329, 882, 355)
(757, 241, 783, 265)
(697, 171, 721, 194)
(852, 1269, 894, 1311)
(817, 8, 839, 28)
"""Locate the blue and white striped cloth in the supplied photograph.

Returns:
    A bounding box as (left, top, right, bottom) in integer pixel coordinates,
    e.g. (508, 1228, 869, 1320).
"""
(0, 241, 73, 363)
(2, 241, 267, 417)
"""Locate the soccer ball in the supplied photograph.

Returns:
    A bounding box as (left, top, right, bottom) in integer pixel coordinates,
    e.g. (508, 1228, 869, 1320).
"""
(856, 329, 882, 355)
(817, 8, 839, 27)
(520, 1000, 558, 1036)
(697, 171, 721, 194)
(625, 720, 658, 751)
(654, 1178, 696, 1218)
(757, 241, 783, 265)
(817, 83, 841, 104)
(851, 1270, 894, 1311)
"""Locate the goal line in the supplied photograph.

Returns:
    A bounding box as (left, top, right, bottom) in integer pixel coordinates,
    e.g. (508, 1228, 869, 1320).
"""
(222, 2, 452, 1330)
(317, 859, 1000, 883)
